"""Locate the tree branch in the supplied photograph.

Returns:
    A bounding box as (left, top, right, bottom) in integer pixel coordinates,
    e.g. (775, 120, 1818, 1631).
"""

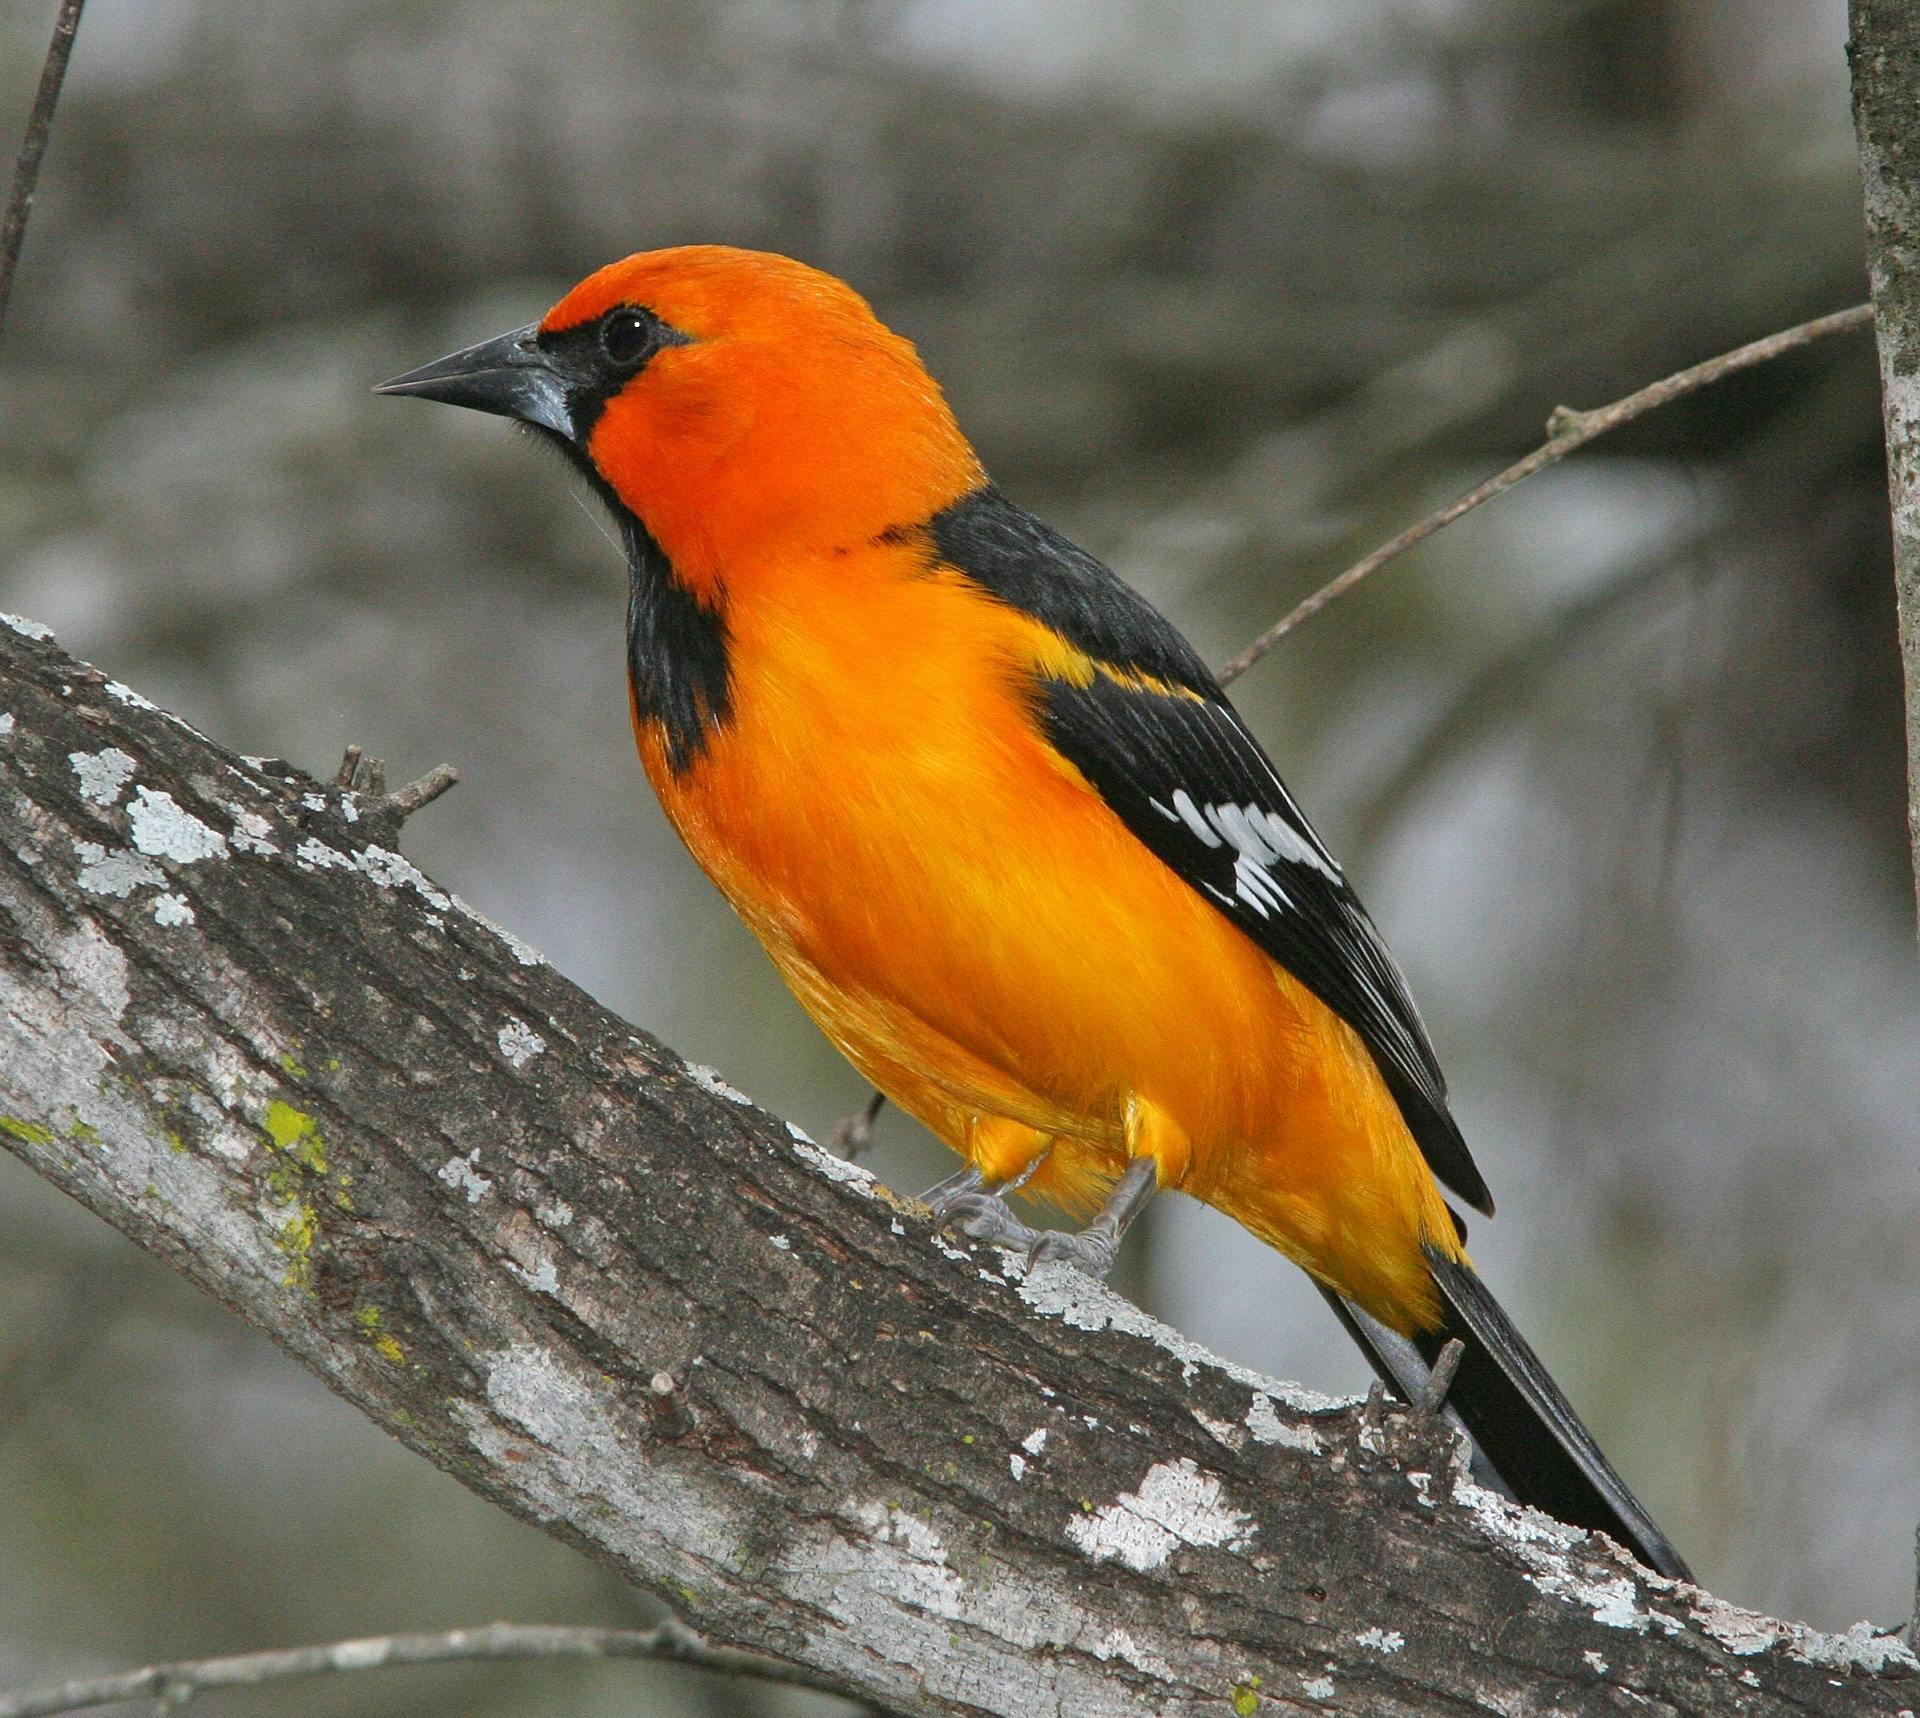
(0, 0, 86, 344)
(1849, 0, 1920, 937)
(0, 614, 1912, 1714)
(0, 1620, 848, 1718)
(1215, 303, 1873, 686)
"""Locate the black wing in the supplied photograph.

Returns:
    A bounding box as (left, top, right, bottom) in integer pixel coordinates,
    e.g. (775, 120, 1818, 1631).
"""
(930, 485, 1491, 1215)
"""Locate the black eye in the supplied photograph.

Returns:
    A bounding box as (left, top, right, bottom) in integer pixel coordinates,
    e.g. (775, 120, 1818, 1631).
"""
(599, 307, 655, 367)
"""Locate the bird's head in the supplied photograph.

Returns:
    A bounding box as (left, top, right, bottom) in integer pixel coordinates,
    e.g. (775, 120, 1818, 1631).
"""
(379, 246, 983, 590)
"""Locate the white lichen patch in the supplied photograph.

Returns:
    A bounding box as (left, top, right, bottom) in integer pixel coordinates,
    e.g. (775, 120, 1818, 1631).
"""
(1302, 1674, 1336, 1701)
(1450, 1473, 1657, 1629)
(1085, 1627, 1174, 1679)
(301, 793, 328, 814)
(854, 1502, 965, 1614)
(768, 1233, 791, 1251)
(446, 895, 547, 966)
(496, 1019, 546, 1069)
(356, 844, 452, 911)
(1246, 1389, 1322, 1451)
(929, 1231, 976, 1266)
(1354, 1627, 1404, 1653)
(1063, 1456, 1252, 1573)
(437, 1149, 493, 1203)
(293, 837, 354, 872)
(152, 893, 195, 927)
(69, 747, 137, 806)
(1009, 1453, 1026, 1480)
(103, 679, 159, 712)
(791, 1135, 878, 1195)
(73, 839, 164, 899)
(1021, 1427, 1048, 1456)
(785, 1119, 814, 1144)
(1584, 1651, 1610, 1675)
(1447, 1470, 1916, 1675)
(535, 1198, 574, 1228)
(2, 613, 54, 641)
(127, 787, 228, 863)
(1452, 1473, 1583, 1556)
(0, 713, 14, 736)
(1017, 1258, 1347, 1417)
(227, 809, 278, 855)
(1582, 1577, 1649, 1632)
(1686, 1597, 1918, 1673)
(686, 1062, 750, 1104)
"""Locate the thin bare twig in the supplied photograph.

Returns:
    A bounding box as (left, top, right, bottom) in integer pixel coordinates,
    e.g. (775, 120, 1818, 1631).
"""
(386, 761, 461, 821)
(0, 0, 87, 345)
(0, 1620, 848, 1718)
(1215, 302, 1875, 685)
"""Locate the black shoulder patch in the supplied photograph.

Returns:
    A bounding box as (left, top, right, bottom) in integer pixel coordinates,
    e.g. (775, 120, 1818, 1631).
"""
(928, 486, 1217, 694)
(924, 482, 1487, 1207)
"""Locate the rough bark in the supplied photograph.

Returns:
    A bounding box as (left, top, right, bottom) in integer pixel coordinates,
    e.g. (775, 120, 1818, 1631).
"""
(0, 614, 1912, 1716)
(1850, 0, 1920, 931)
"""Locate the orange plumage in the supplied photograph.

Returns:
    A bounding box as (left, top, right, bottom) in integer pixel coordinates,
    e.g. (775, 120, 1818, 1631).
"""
(381, 244, 1690, 1578)
(546, 246, 1459, 1331)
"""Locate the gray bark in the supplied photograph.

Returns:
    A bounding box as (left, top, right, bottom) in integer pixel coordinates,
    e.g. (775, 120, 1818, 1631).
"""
(1851, 0, 1920, 931)
(0, 614, 1913, 1715)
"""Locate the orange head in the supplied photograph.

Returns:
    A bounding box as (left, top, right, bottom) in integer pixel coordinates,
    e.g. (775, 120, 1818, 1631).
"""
(379, 246, 984, 592)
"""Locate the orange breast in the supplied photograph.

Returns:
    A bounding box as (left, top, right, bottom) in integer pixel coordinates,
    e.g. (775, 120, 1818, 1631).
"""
(634, 538, 1459, 1329)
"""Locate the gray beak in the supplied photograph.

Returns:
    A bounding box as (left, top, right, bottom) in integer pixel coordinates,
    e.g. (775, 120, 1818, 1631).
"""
(376, 322, 574, 440)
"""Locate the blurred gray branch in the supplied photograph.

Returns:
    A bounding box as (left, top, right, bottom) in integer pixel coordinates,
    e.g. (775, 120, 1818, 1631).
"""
(1217, 303, 1873, 684)
(0, 1621, 846, 1718)
(1, 622, 1915, 1714)
(1850, 0, 1920, 936)
(0, 0, 85, 344)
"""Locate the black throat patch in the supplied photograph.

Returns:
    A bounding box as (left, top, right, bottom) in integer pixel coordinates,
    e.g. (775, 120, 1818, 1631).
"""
(549, 439, 732, 774)
(621, 505, 732, 775)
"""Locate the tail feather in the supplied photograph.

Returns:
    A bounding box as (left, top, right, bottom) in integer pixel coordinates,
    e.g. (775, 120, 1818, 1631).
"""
(1322, 1250, 1691, 1582)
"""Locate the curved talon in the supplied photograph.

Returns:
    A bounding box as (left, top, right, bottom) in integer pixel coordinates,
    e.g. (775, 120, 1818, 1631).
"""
(937, 1190, 1045, 1252)
(1027, 1227, 1119, 1279)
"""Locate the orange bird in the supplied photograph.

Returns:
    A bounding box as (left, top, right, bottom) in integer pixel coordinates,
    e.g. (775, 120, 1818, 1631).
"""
(381, 245, 1688, 1579)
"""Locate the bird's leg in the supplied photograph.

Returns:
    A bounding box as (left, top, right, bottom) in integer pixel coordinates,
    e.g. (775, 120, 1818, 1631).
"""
(926, 1137, 1053, 1251)
(1025, 1156, 1158, 1278)
(1017, 1097, 1181, 1276)
(918, 1165, 985, 1212)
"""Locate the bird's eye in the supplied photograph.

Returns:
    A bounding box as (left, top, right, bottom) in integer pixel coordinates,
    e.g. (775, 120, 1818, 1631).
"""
(599, 308, 656, 367)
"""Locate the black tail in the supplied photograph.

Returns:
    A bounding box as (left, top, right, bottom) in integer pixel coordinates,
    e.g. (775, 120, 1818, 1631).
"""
(1320, 1247, 1691, 1582)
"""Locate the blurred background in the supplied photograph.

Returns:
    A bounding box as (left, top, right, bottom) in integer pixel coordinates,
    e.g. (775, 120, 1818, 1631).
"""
(1, 0, 1912, 1710)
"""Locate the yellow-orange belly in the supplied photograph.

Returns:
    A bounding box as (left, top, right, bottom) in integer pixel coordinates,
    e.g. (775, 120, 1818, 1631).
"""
(634, 542, 1460, 1330)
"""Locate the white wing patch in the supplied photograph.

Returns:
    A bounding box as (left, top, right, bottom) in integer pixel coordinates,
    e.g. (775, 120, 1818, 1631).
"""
(1150, 786, 1341, 918)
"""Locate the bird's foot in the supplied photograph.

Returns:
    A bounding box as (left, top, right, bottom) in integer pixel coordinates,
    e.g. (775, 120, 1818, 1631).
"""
(935, 1190, 1047, 1252)
(1026, 1225, 1120, 1278)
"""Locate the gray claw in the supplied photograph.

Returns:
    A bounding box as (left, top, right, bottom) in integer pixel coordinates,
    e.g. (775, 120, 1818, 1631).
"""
(1026, 1227, 1118, 1279)
(938, 1191, 1045, 1252)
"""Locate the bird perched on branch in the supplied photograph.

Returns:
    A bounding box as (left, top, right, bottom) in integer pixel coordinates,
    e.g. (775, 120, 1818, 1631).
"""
(380, 245, 1689, 1580)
